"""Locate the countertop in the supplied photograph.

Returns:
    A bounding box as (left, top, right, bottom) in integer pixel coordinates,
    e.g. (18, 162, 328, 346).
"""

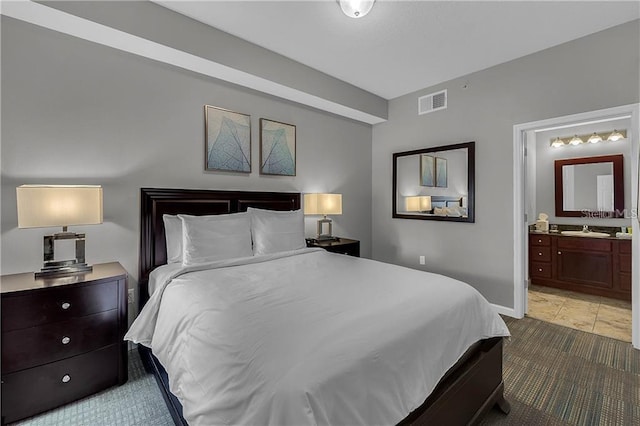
(529, 230, 632, 241)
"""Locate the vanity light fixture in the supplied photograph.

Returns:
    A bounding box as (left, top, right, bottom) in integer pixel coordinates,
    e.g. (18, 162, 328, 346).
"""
(569, 135, 583, 146)
(587, 132, 603, 144)
(304, 193, 342, 241)
(550, 129, 627, 148)
(607, 129, 624, 142)
(338, 0, 375, 18)
(16, 185, 103, 278)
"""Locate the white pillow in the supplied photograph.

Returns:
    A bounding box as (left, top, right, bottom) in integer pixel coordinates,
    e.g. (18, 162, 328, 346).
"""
(179, 213, 253, 265)
(163, 214, 183, 264)
(247, 207, 305, 255)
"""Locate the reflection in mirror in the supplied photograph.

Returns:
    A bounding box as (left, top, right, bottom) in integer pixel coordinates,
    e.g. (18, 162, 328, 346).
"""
(393, 142, 475, 222)
(555, 154, 623, 218)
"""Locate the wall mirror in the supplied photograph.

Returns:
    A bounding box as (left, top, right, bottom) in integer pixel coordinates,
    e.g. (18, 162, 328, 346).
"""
(554, 154, 624, 218)
(393, 141, 475, 222)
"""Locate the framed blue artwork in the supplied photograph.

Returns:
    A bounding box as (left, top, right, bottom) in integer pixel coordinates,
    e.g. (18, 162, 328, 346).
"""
(260, 118, 296, 176)
(205, 105, 251, 173)
(420, 154, 435, 187)
(436, 157, 448, 187)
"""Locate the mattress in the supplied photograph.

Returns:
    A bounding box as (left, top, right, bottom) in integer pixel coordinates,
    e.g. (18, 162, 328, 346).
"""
(126, 248, 509, 426)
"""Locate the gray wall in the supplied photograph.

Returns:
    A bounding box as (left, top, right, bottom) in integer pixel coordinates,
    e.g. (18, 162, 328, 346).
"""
(534, 118, 632, 226)
(0, 17, 373, 310)
(372, 20, 639, 308)
(45, 1, 387, 121)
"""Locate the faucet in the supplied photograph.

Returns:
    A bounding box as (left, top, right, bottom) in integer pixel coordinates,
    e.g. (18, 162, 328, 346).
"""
(582, 225, 589, 232)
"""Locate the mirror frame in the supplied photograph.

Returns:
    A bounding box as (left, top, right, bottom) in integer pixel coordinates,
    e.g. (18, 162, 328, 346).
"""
(392, 141, 475, 222)
(554, 154, 624, 218)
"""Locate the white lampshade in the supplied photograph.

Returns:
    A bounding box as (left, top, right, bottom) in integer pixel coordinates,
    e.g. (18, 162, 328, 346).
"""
(17, 185, 103, 228)
(304, 193, 342, 216)
(406, 196, 432, 212)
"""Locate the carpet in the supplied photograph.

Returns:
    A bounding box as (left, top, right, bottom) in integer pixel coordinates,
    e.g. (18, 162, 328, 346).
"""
(12, 349, 173, 426)
(481, 316, 639, 426)
(12, 316, 639, 425)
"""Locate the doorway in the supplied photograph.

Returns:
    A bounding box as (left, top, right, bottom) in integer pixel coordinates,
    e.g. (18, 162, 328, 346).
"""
(513, 104, 640, 349)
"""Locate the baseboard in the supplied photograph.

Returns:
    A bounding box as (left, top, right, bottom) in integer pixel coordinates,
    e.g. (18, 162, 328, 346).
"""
(491, 303, 518, 318)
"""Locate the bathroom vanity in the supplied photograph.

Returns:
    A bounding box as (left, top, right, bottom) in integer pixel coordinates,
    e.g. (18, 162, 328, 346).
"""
(529, 232, 631, 301)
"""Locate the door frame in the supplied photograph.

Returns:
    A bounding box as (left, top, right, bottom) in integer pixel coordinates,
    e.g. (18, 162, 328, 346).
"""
(513, 103, 640, 349)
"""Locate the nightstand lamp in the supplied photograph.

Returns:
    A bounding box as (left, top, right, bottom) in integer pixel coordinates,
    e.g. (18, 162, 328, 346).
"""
(406, 195, 432, 213)
(16, 185, 103, 278)
(304, 193, 342, 241)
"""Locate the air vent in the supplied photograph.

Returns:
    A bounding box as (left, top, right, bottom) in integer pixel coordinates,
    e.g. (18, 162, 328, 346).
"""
(418, 89, 447, 115)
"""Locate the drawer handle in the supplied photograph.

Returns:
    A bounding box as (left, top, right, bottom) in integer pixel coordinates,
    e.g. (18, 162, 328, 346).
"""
(538, 252, 543, 256)
(558, 251, 562, 255)
(538, 239, 542, 243)
(61, 336, 71, 345)
(538, 268, 543, 272)
(61, 374, 71, 383)
(61, 302, 71, 310)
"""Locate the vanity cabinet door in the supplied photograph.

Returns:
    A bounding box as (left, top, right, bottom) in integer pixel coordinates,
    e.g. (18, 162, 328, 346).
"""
(556, 249, 613, 288)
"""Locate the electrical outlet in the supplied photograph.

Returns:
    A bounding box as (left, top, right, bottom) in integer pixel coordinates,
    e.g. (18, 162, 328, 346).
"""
(419, 255, 426, 265)
(128, 288, 135, 304)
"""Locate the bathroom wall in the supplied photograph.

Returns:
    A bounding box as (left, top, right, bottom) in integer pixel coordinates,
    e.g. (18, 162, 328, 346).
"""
(534, 117, 632, 227)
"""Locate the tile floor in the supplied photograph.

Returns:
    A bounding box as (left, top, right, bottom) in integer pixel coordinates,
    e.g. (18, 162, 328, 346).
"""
(527, 284, 632, 342)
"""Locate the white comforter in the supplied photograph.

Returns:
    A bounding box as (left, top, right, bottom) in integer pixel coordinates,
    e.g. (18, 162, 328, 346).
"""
(126, 249, 509, 426)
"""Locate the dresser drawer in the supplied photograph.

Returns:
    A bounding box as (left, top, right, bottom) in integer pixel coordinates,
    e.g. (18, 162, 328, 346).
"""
(1, 344, 119, 424)
(1, 280, 118, 332)
(530, 247, 551, 262)
(2, 309, 119, 373)
(557, 237, 611, 252)
(530, 234, 550, 246)
(530, 262, 552, 278)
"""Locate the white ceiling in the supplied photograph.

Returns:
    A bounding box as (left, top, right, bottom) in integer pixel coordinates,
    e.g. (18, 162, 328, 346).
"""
(155, 1, 639, 100)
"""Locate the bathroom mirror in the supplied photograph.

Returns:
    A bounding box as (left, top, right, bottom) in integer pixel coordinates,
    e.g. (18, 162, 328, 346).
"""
(554, 154, 624, 218)
(393, 141, 475, 222)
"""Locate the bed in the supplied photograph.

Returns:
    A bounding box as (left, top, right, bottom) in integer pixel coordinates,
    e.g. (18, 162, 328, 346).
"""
(129, 188, 510, 425)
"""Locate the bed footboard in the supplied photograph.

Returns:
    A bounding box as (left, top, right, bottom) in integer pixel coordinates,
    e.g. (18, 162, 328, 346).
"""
(400, 337, 508, 426)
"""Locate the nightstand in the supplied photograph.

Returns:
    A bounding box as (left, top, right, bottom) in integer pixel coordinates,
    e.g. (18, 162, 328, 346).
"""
(1, 262, 128, 424)
(306, 237, 360, 257)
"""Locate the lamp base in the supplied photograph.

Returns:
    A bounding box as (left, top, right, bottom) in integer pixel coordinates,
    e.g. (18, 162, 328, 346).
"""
(36, 261, 93, 278)
(37, 230, 92, 278)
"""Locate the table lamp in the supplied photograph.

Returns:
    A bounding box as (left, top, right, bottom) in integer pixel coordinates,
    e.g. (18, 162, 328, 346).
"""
(16, 185, 103, 278)
(304, 193, 342, 241)
(406, 196, 432, 213)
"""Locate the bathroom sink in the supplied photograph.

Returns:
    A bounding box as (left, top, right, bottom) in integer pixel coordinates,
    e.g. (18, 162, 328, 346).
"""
(560, 230, 610, 238)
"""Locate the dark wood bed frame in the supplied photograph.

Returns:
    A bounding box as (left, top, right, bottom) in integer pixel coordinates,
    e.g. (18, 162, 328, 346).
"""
(137, 187, 510, 425)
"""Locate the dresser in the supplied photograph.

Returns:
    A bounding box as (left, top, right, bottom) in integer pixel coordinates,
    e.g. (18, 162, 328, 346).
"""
(1, 262, 128, 424)
(306, 237, 360, 257)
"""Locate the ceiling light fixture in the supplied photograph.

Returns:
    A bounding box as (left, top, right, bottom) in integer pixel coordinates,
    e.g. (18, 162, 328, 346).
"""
(551, 137, 565, 148)
(338, 0, 375, 18)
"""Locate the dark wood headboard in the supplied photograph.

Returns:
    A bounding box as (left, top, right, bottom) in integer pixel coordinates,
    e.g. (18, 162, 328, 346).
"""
(139, 188, 300, 308)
